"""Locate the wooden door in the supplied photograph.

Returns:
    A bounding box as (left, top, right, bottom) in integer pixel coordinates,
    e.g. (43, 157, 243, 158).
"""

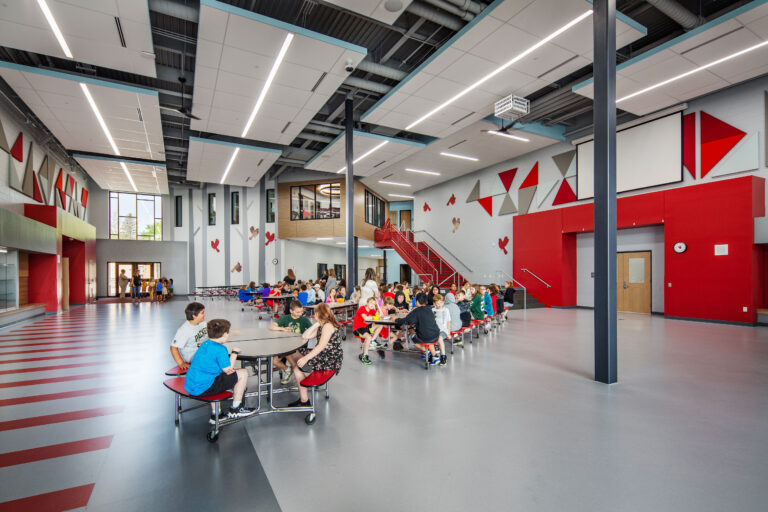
(400, 210, 411, 230)
(62, 257, 70, 311)
(387, 210, 398, 227)
(617, 251, 651, 313)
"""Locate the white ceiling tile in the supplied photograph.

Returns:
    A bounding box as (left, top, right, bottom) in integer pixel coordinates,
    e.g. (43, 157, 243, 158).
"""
(468, 23, 541, 64)
(671, 19, 743, 54)
(452, 15, 504, 52)
(488, 0, 537, 23)
(680, 27, 762, 66)
(439, 52, 499, 88)
(198, 4, 229, 43)
(508, 0, 590, 39)
(196, 39, 224, 69)
(422, 47, 466, 76)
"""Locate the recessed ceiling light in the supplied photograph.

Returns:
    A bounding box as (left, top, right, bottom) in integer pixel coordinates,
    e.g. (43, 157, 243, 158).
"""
(337, 141, 389, 173)
(617, 39, 768, 103)
(80, 83, 119, 155)
(440, 151, 478, 162)
(316, 237, 333, 240)
(336, 242, 345, 245)
(389, 193, 414, 199)
(487, 130, 529, 142)
(405, 10, 592, 131)
(405, 168, 440, 176)
(242, 33, 294, 137)
(219, 147, 240, 184)
(120, 162, 138, 192)
(36, 0, 73, 58)
(378, 180, 411, 187)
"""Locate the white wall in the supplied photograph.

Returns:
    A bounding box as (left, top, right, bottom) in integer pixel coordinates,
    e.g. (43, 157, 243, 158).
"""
(280, 239, 379, 285)
(576, 226, 665, 313)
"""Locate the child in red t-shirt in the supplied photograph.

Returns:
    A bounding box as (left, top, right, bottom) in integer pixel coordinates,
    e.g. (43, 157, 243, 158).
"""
(353, 296, 383, 366)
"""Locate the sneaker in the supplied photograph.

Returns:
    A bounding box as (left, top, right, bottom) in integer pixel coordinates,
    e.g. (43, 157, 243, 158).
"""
(370, 339, 380, 349)
(280, 368, 292, 385)
(421, 352, 428, 360)
(359, 354, 373, 366)
(440, 355, 447, 366)
(286, 398, 311, 408)
(393, 341, 404, 351)
(209, 411, 227, 424)
(227, 405, 255, 418)
(429, 356, 440, 366)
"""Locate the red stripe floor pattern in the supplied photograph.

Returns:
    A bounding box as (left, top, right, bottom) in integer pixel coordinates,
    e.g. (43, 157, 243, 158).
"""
(0, 436, 113, 468)
(0, 362, 103, 375)
(0, 407, 123, 431)
(0, 483, 95, 511)
(0, 387, 120, 407)
(0, 373, 107, 389)
(0, 353, 104, 364)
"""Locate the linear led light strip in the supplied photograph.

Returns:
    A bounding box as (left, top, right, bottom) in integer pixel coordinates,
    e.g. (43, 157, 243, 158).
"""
(406, 10, 593, 131)
(617, 40, 768, 103)
(36, 0, 72, 58)
(119, 162, 138, 192)
(389, 193, 414, 199)
(440, 151, 477, 161)
(487, 130, 529, 142)
(336, 141, 389, 173)
(405, 168, 440, 176)
(379, 180, 410, 187)
(220, 33, 294, 183)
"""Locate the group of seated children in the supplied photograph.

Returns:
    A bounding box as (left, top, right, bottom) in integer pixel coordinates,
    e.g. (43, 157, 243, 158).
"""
(269, 300, 312, 384)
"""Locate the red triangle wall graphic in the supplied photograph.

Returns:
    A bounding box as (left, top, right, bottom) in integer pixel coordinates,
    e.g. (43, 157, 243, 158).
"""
(11, 133, 23, 162)
(520, 162, 538, 189)
(81, 188, 89, 208)
(477, 196, 493, 216)
(32, 173, 43, 203)
(552, 180, 577, 206)
(498, 168, 517, 191)
(55, 169, 64, 191)
(700, 111, 745, 177)
(68, 176, 75, 197)
(682, 112, 695, 178)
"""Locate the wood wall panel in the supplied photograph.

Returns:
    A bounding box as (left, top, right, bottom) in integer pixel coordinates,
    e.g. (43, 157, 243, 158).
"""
(18, 251, 28, 306)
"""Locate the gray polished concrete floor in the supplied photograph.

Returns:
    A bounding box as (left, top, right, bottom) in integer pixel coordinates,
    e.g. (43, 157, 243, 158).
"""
(2, 301, 767, 512)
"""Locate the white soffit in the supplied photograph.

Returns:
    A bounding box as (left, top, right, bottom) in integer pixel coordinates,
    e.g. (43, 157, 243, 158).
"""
(304, 131, 427, 176)
(0, 0, 156, 77)
(74, 155, 168, 195)
(187, 137, 281, 187)
(191, 0, 367, 144)
(324, 0, 413, 25)
(361, 0, 646, 138)
(0, 62, 164, 160)
(362, 119, 561, 194)
(572, 1, 768, 115)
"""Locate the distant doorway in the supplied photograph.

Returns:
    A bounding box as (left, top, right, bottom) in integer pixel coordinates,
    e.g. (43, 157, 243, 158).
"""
(617, 251, 651, 313)
(108, 262, 161, 296)
(400, 210, 412, 231)
(400, 264, 412, 284)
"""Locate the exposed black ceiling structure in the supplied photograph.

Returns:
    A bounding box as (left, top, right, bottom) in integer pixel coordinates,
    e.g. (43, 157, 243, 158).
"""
(0, 0, 755, 186)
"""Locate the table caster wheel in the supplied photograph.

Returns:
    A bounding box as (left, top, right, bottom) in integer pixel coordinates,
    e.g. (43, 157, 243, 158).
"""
(241, 308, 244, 311)
(341, 335, 347, 341)
(258, 316, 262, 320)
(206, 431, 219, 443)
(305, 413, 316, 425)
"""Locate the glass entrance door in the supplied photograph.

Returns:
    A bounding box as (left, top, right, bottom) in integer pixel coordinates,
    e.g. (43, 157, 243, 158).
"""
(108, 262, 162, 297)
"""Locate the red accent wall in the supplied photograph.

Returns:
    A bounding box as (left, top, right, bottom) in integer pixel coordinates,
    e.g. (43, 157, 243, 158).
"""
(63, 240, 86, 304)
(513, 176, 765, 323)
(24, 204, 57, 228)
(28, 254, 58, 311)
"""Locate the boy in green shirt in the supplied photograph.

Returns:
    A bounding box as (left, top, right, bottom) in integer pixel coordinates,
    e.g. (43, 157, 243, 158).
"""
(270, 300, 312, 383)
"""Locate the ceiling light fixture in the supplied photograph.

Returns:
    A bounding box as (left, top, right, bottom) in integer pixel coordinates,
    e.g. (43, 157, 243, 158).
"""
(316, 237, 333, 241)
(336, 242, 345, 245)
(36, 0, 73, 58)
(487, 130, 529, 142)
(219, 147, 241, 184)
(378, 180, 411, 187)
(242, 33, 294, 137)
(405, 10, 592, 131)
(389, 193, 414, 199)
(120, 162, 138, 192)
(336, 141, 389, 173)
(405, 168, 440, 176)
(80, 83, 120, 155)
(440, 151, 478, 162)
(617, 40, 768, 103)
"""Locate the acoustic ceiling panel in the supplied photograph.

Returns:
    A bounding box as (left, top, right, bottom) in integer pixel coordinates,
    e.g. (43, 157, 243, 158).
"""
(0, 62, 164, 161)
(74, 155, 168, 195)
(186, 137, 281, 187)
(324, 0, 413, 25)
(362, 0, 646, 138)
(0, 0, 156, 77)
(572, 1, 768, 115)
(191, 0, 367, 144)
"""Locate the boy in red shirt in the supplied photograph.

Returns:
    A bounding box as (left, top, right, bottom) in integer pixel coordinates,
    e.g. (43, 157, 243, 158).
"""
(353, 296, 384, 366)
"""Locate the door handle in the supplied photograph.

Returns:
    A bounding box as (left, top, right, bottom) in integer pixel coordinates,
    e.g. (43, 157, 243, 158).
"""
(623, 281, 628, 289)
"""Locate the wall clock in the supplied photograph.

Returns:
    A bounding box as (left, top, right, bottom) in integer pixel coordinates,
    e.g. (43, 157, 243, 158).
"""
(673, 242, 687, 254)
(272, 258, 279, 265)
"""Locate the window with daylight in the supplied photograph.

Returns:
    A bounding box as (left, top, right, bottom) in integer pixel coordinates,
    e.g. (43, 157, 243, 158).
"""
(231, 191, 240, 225)
(290, 183, 340, 220)
(208, 193, 216, 225)
(266, 189, 275, 223)
(365, 190, 385, 227)
(109, 192, 162, 240)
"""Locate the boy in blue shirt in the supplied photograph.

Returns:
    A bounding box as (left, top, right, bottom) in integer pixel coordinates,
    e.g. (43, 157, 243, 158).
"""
(297, 284, 309, 306)
(184, 318, 254, 418)
(482, 285, 494, 317)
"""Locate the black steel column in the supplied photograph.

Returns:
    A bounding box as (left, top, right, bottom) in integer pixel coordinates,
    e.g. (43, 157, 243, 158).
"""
(258, 176, 266, 284)
(353, 236, 359, 286)
(593, 0, 618, 384)
(383, 249, 387, 283)
(344, 95, 355, 299)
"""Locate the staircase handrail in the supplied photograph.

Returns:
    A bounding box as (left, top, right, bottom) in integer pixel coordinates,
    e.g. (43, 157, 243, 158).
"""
(520, 268, 551, 288)
(384, 223, 439, 281)
(409, 229, 473, 273)
(495, 270, 527, 310)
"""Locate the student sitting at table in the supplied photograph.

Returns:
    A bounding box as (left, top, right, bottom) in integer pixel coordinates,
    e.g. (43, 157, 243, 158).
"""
(314, 283, 325, 303)
(184, 318, 254, 419)
(395, 293, 441, 366)
(306, 283, 316, 305)
(445, 291, 463, 346)
(432, 294, 451, 366)
(379, 296, 399, 349)
(298, 284, 309, 306)
(338, 285, 348, 301)
(456, 290, 472, 327)
(470, 285, 486, 320)
(170, 302, 208, 370)
(284, 303, 343, 408)
(238, 285, 251, 303)
(394, 285, 409, 311)
(270, 300, 312, 384)
(483, 284, 495, 318)
(382, 284, 395, 301)
(325, 287, 338, 304)
(353, 296, 384, 366)
(350, 285, 360, 302)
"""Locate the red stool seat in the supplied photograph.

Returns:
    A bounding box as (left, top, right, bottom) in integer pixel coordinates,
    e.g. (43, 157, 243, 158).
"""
(299, 369, 337, 387)
(163, 377, 232, 401)
(165, 365, 187, 376)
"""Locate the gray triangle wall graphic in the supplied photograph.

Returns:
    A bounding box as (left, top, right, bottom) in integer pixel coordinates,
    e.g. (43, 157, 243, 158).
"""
(552, 150, 576, 177)
(498, 193, 517, 216)
(466, 180, 480, 202)
(518, 186, 536, 214)
(0, 117, 9, 153)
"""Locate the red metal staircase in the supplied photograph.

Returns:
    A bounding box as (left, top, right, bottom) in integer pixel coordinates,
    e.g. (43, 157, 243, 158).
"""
(374, 220, 467, 287)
